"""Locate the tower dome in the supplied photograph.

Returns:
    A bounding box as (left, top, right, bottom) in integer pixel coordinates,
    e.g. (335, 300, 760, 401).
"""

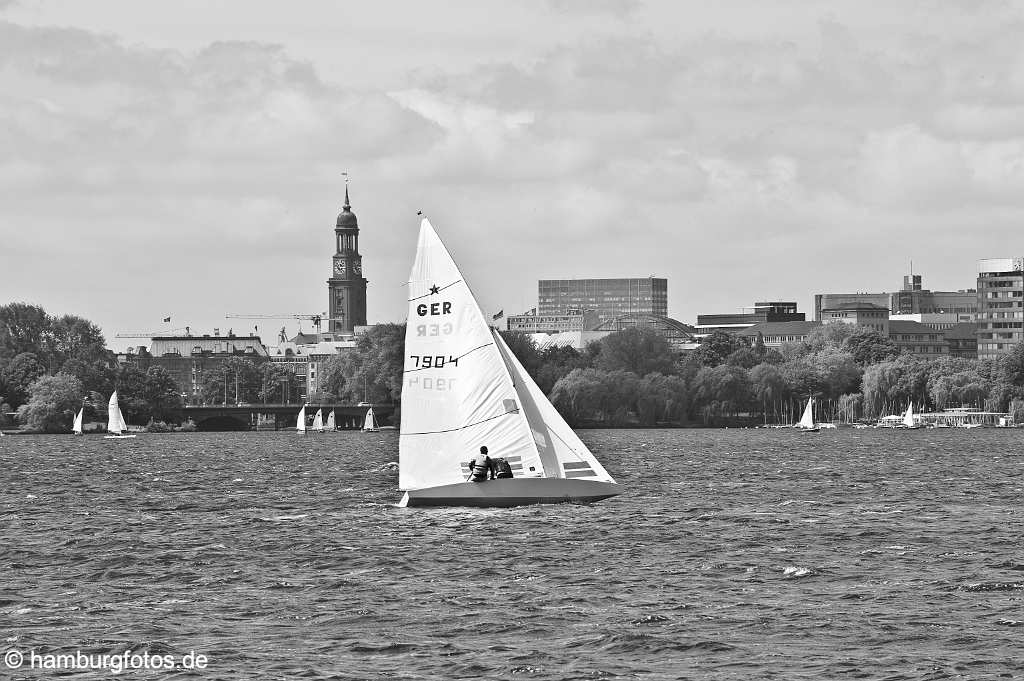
(336, 185, 358, 228)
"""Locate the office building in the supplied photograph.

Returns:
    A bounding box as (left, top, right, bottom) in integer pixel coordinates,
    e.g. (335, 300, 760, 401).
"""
(977, 258, 1024, 359)
(537, 278, 667, 325)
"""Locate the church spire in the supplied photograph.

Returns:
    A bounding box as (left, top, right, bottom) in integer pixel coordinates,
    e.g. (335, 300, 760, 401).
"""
(343, 171, 350, 210)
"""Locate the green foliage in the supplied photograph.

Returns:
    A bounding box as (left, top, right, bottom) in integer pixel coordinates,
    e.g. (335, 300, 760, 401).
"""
(320, 323, 405, 404)
(196, 357, 263, 406)
(595, 327, 676, 376)
(499, 331, 541, 378)
(1, 352, 45, 407)
(535, 345, 588, 394)
(689, 330, 746, 368)
(843, 327, 900, 365)
(549, 368, 641, 426)
(16, 373, 84, 432)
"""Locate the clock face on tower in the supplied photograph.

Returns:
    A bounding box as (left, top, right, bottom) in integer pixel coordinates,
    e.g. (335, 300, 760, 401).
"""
(353, 261, 362, 275)
(334, 260, 346, 275)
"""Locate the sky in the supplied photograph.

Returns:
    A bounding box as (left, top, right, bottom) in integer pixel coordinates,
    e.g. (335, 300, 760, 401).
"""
(3, 0, 1024, 350)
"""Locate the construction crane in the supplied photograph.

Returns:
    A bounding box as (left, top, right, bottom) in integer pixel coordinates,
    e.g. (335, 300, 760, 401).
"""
(225, 313, 326, 334)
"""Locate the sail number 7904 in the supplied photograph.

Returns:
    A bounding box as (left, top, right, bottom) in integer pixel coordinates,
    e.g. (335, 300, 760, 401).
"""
(409, 355, 460, 369)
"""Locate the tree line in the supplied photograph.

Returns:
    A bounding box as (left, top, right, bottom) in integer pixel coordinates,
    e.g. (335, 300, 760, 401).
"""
(7, 299, 1024, 432)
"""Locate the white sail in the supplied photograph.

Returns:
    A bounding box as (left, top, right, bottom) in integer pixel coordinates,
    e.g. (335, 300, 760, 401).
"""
(326, 410, 336, 430)
(73, 408, 84, 435)
(363, 407, 378, 431)
(296, 404, 307, 433)
(492, 329, 614, 482)
(107, 391, 125, 434)
(399, 219, 618, 499)
(797, 396, 815, 429)
(903, 403, 915, 428)
(312, 408, 324, 432)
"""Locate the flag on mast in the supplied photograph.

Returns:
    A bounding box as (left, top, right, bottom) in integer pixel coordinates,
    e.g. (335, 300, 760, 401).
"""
(492, 310, 504, 320)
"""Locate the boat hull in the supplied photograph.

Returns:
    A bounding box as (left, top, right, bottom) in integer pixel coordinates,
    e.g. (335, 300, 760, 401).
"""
(399, 477, 621, 508)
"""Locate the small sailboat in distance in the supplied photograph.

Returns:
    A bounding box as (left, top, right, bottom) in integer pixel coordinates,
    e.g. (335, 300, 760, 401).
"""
(397, 218, 620, 507)
(73, 406, 84, 436)
(325, 409, 336, 431)
(902, 402, 921, 429)
(795, 396, 820, 432)
(362, 406, 379, 432)
(296, 403, 307, 434)
(312, 408, 324, 432)
(104, 391, 136, 439)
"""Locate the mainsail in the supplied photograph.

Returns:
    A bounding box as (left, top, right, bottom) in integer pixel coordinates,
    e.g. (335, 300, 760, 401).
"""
(107, 392, 125, 435)
(363, 407, 378, 431)
(797, 396, 815, 429)
(325, 410, 336, 431)
(902, 403, 915, 428)
(73, 408, 84, 435)
(312, 408, 324, 432)
(399, 219, 615, 493)
(296, 404, 307, 433)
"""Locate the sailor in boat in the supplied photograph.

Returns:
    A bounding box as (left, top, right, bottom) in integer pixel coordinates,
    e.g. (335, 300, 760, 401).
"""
(492, 457, 514, 479)
(467, 446, 494, 482)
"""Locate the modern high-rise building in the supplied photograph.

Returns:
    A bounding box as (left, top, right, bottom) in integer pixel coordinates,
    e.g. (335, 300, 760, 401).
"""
(536, 278, 667, 325)
(976, 258, 1024, 359)
(327, 183, 367, 335)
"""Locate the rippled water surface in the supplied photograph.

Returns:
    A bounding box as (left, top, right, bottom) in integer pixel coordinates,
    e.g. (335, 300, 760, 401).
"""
(2, 428, 1024, 679)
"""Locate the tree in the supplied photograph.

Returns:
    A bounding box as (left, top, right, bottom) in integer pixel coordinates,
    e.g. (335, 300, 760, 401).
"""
(0, 303, 50, 365)
(17, 373, 84, 432)
(635, 373, 689, 425)
(498, 331, 541, 379)
(141, 367, 184, 422)
(196, 357, 263, 406)
(1, 352, 45, 408)
(549, 368, 640, 426)
(725, 347, 762, 369)
(595, 327, 676, 377)
(535, 345, 587, 395)
(804, 324, 856, 353)
(843, 327, 900, 366)
(320, 323, 406, 404)
(689, 330, 746, 368)
(46, 315, 106, 370)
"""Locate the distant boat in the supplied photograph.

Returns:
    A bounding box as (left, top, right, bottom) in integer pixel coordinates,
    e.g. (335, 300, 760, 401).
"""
(362, 407, 379, 433)
(104, 391, 136, 439)
(795, 396, 820, 432)
(325, 409, 336, 431)
(73, 407, 84, 436)
(902, 402, 921, 429)
(397, 218, 620, 507)
(296, 404, 307, 434)
(312, 408, 324, 432)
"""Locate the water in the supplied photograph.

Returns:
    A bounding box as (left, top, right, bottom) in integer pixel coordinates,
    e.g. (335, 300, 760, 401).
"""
(2, 428, 1023, 679)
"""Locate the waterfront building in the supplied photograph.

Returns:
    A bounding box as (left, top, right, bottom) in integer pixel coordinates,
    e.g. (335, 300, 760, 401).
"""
(133, 331, 269, 404)
(944, 322, 979, 359)
(537, 278, 667, 325)
(888, 320, 948, 357)
(697, 302, 805, 336)
(976, 258, 1024, 359)
(328, 183, 367, 335)
(737, 321, 821, 347)
(506, 309, 602, 335)
(820, 303, 890, 335)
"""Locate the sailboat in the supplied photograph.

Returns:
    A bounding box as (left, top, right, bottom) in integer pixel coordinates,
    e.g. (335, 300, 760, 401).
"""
(795, 396, 820, 432)
(325, 409, 336, 431)
(312, 408, 324, 432)
(104, 391, 136, 439)
(362, 406, 379, 432)
(902, 402, 921, 429)
(295, 404, 307, 434)
(73, 407, 84, 436)
(397, 218, 620, 507)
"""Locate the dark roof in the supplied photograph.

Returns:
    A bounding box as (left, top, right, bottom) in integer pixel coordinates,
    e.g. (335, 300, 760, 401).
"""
(290, 332, 320, 345)
(943, 322, 979, 340)
(888, 320, 941, 334)
(737, 321, 822, 337)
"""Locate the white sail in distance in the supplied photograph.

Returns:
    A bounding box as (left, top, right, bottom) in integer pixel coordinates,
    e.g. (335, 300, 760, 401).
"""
(296, 404, 307, 433)
(107, 392, 125, 434)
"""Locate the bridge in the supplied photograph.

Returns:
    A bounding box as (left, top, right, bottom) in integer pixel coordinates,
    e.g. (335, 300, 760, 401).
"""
(182, 403, 396, 431)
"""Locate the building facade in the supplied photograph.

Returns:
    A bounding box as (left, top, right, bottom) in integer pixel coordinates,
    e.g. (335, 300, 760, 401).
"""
(815, 273, 977, 322)
(820, 303, 890, 335)
(327, 184, 367, 335)
(506, 309, 602, 334)
(133, 332, 269, 404)
(976, 258, 1024, 359)
(537, 278, 667, 325)
(737, 321, 821, 347)
(888, 320, 948, 357)
(697, 301, 805, 335)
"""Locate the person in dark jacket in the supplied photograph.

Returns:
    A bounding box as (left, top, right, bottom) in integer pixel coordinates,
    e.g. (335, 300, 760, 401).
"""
(467, 445, 493, 482)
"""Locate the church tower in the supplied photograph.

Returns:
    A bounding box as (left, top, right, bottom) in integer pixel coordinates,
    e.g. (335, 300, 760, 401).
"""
(328, 180, 367, 334)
